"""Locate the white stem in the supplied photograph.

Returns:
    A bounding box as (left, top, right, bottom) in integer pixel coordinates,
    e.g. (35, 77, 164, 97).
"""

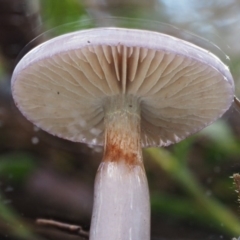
(89, 95, 150, 240)
(90, 161, 150, 240)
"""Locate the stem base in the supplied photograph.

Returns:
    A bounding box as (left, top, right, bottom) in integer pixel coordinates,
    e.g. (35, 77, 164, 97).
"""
(90, 160, 150, 240)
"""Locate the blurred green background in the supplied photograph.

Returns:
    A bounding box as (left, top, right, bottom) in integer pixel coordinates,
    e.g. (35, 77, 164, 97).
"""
(1, 0, 240, 239)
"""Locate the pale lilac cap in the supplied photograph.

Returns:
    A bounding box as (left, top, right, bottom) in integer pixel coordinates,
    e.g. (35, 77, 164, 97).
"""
(11, 28, 234, 147)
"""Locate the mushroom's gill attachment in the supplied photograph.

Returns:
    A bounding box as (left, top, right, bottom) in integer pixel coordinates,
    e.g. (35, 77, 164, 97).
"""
(90, 95, 150, 240)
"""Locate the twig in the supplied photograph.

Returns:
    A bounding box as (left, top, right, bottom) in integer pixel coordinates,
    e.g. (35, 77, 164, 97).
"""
(234, 96, 240, 109)
(233, 173, 240, 194)
(36, 219, 89, 239)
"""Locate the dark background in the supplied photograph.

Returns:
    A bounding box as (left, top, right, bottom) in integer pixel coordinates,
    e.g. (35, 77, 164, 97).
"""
(0, 0, 240, 239)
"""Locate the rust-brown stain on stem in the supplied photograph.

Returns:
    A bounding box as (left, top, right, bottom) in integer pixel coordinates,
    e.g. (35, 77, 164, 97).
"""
(103, 120, 142, 167)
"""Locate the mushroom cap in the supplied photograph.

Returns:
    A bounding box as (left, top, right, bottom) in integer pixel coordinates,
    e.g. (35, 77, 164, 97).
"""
(11, 27, 234, 147)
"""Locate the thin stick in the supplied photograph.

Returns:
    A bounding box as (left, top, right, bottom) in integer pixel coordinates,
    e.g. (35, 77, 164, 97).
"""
(233, 173, 240, 194)
(36, 219, 89, 239)
(234, 96, 240, 108)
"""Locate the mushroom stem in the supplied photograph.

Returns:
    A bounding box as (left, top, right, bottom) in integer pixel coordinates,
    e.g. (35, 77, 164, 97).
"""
(90, 95, 150, 240)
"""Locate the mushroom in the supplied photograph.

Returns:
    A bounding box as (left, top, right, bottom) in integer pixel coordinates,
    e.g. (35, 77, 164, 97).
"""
(11, 27, 234, 240)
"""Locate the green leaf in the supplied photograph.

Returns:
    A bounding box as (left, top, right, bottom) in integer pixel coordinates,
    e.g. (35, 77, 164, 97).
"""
(0, 153, 36, 182)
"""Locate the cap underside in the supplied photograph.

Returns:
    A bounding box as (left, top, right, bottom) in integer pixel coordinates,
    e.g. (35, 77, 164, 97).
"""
(12, 28, 234, 147)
